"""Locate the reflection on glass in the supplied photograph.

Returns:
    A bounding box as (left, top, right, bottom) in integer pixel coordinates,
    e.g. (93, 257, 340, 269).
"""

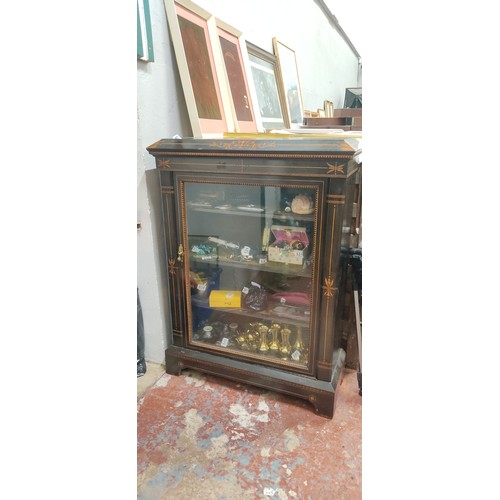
(184, 182, 316, 368)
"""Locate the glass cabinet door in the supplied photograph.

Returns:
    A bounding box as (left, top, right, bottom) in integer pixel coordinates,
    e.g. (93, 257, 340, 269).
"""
(182, 180, 318, 370)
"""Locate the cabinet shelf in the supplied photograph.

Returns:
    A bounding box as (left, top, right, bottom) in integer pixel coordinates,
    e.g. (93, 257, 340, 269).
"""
(190, 255, 312, 277)
(188, 205, 315, 222)
(191, 296, 310, 326)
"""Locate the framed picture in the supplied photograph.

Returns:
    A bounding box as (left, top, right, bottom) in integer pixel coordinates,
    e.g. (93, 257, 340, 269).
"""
(246, 41, 287, 131)
(324, 100, 334, 117)
(344, 87, 362, 108)
(163, 0, 235, 137)
(216, 20, 260, 133)
(272, 38, 304, 129)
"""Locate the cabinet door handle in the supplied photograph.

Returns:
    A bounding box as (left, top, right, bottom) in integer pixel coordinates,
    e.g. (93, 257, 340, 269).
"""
(177, 244, 184, 263)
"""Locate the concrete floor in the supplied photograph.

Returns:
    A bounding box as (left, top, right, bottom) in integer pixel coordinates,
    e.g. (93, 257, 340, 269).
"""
(138, 362, 167, 400)
(137, 364, 361, 499)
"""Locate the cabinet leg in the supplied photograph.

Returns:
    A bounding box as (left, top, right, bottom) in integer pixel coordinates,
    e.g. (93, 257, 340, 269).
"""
(309, 393, 336, 419)
(165, 350, 183, 376)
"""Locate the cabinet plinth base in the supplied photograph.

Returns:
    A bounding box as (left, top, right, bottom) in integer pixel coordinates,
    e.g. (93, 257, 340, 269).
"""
(165, 345, 345, 419)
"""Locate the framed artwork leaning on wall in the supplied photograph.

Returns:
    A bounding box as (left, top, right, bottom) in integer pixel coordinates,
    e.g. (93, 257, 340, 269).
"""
(272, 38, 305, 129)
(215, 19, 260, 133)
(246, 41, 287, 131)
(163, 0, 235, 137)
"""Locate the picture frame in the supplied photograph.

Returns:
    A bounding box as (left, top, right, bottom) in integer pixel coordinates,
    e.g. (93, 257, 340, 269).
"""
(344, 87, 362, 108)
(163, 0, 235, 137)
(246, 41, 287, 131)
(272, 38, 305, 129)
(216, 19, 260, 133)
(324, 100, 334, 117)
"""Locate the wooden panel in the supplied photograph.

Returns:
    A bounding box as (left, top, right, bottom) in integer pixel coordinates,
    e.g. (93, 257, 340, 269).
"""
(333, 108, 362, 118)
(304, 117, 346, 127)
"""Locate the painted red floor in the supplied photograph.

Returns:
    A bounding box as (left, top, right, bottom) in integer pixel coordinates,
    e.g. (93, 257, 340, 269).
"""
(137, 368, 361, 499)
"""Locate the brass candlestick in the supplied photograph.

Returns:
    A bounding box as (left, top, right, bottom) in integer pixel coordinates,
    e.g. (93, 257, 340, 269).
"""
(280, 327, 291, 355)
(258, 325, 269, 352)
(269, 323, 280, 351)
(293, 327, 305, 351)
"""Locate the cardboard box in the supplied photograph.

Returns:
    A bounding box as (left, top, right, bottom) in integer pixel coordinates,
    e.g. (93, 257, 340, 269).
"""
(209, 290, 242, 308)
(268, 225, 309, 265)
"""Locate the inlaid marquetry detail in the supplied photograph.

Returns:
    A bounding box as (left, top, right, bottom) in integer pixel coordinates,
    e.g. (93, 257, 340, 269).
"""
(322, 277, 336, 297)
(158, 158, 171, 169)
(208, 140, 276, 150)
(326, 194, 345, 204)
(326, 162, 345, 175)
(321, 277, 338, 362)
(168, 258, 176, 275)
(153, 151, 353, 160)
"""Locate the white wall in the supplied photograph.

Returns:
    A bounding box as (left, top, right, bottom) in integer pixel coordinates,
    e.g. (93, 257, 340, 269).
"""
(137, 0, 193, 362)
(137, 0, 360, 363)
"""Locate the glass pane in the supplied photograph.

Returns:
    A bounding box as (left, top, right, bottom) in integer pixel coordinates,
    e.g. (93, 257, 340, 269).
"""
(184, 181, 316, 369)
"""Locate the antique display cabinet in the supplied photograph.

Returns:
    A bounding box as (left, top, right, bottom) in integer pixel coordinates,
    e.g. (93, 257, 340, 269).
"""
(147, 137, 361, 418)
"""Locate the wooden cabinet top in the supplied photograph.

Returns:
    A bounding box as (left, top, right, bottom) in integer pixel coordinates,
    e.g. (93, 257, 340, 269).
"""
(147, 137, 360, 159)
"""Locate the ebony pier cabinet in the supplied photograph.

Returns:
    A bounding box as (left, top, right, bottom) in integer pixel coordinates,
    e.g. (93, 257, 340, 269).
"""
(147, 137, 361, 418)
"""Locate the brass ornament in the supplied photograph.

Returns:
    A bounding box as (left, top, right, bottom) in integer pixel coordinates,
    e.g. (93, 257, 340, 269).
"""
(237, 334, 249, 349)
(246, 328, 256, 344)
(231, 322, 248, 349)
(177, 244, 184, 263)
(269, 324, 280, 352)
(293, 327, 305, 351)
(258, 325, 269, 352)
(280, 327, 291, 356)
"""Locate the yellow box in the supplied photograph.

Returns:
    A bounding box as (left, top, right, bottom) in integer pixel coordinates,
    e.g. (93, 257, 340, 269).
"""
(209, 290, 242, 308)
